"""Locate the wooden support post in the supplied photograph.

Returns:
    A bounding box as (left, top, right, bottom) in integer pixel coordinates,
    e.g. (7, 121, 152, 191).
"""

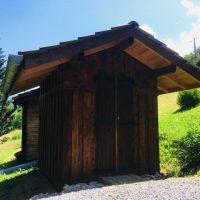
(114, 52, 119, 175)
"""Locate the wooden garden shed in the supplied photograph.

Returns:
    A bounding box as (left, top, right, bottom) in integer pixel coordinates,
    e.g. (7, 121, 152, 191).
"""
(3, 21, 200, 191)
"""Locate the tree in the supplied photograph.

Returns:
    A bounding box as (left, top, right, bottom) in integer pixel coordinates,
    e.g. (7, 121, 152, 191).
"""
(0, 48, 5, 83)
(0, 48, 18, 136)
(184, 47, 200, 67)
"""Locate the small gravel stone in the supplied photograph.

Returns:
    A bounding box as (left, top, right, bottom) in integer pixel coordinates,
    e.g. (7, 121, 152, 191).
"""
(30, 176, 200, 200)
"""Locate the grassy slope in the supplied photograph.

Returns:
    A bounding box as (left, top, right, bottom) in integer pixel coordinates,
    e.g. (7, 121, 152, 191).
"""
(158, 92, 200, 175)
(158, 92, 200, 140)
(0, 130, 22, 169)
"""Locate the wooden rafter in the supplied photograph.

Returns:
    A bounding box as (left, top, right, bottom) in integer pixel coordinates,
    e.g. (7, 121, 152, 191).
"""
(157, 82, 169, 93)
(164, 76, 185, 89)
(178, 67, 200, 84)
(152, 64, 176, 77)
(22, 27, 134, 69)
(157, 86, 168, 93)
(132, 28, 200, 81)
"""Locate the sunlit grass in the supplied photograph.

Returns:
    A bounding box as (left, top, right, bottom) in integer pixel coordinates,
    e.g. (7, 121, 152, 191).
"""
(0, 130, 22, 169)
(158, 92, 200, 176)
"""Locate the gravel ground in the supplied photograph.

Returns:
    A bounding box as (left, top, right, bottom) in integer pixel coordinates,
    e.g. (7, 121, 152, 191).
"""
(31, 176, 200, 200)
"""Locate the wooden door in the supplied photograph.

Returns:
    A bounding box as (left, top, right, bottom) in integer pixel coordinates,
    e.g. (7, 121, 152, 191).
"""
(95, 75, 134, 173)
(117, 79, 134, 170)
(95, 77, 115, 171)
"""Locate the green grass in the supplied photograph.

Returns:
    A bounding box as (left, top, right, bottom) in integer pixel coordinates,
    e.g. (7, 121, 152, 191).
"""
(159, 105, 200, 140)
(158, 92, 200, 140)
(0, 167, 36, 183)
(0, 130, 22, 169)
(158, 92, 200, 176)
(0, 131, 40, 199)
(0, 167, 39, 200)
(158, 92, 179, 116)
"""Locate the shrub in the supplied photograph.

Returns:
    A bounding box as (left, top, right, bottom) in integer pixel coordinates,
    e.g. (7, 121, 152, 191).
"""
(12, 107, 22, 130)
(0, 136, 9, 143)
(159, 132, 180, 176)
(11, 130, 21, 140)
(177, 89, 200, 110)
(173, 128, 200, 172)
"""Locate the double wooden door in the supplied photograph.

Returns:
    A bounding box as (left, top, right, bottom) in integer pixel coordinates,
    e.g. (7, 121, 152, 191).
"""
(95, 75, 134, 173)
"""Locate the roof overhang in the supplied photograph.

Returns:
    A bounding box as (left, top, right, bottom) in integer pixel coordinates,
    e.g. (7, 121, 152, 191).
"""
(3, 21, 200, 96)
(2, 55, 23, 99)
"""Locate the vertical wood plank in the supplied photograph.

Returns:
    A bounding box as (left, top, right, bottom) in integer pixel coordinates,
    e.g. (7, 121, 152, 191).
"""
(71, 89, 83, 182)
(83, 91, 95, 180)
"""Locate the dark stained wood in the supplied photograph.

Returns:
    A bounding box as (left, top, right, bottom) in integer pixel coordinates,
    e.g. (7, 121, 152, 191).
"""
(22, 27, 134, 69)
(117, 79, 134, 170)
(61, 90, 73, 185)
(21, 97, 39, 161)
(112, 36, 134, 52)
(95, 77, 115, 171)
(70, 88, 95, 182)
(152, 64, 176, 77)
(39, 68, 65, 191)
(82, 91, 95, 180)
(38, 48, 160, 191)
(71, 89, 83, 182)
(21, 103, 27, 161)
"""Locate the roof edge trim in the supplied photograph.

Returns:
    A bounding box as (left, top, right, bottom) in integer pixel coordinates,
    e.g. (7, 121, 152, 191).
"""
(2, 55, 23, 99)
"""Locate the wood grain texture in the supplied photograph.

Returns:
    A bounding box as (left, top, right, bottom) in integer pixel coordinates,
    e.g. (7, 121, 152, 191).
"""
(38, 48, 160, 191)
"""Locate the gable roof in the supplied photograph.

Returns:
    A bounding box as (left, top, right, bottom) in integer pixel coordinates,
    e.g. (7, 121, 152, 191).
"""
(3, 21, 200, 96)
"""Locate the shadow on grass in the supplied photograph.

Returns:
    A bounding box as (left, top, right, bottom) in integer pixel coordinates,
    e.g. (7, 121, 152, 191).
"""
(173, 106, 195, 114)
(0, 160, 19, 170)
(0, 170, 55, 200)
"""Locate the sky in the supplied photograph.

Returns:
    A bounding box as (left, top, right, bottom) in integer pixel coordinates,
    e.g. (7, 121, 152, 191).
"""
(1, 0, 200, 58)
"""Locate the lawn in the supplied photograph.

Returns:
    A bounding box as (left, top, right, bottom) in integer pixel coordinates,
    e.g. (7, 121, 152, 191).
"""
(0, 130, 22, 169)
(158, 91, 200, 175)
(0, 130, 54, 199)
(158, 92, 200, 140)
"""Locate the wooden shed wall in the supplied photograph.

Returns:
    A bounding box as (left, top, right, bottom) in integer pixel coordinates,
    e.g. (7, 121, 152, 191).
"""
(22, 97, 39, 161)
(39, 69, 66, 190)
(39, 48, 159, 191)
(62, 49, 159, 174)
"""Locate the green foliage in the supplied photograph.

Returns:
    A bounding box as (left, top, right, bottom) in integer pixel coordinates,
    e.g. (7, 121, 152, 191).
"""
(159, 132, 180, 176)
(0, 167, 37, 200)
(177, 89, 200, 110)
(0, 167, 37, 183)
(173, 128, 200, 172)
(11, 130, 21, 140)
(159, 92, 200, 176)
(0, 48, 22, 136)
(12, 107, 22, 130)
(0, 130, 22, 170)
(184, 47, 200, 66)
(0, 136, 9, 144)
(0, 48, 5, 79)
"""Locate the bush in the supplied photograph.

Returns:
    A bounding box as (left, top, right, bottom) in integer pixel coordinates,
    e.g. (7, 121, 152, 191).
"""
(0, 136, 9, 143)
(11, 130, 21, 140)
(173, 128, 200, 172)
(12, 107, 22, 130)
(159, 132, 180, 176)
(177, 89, 200, 110)
(0, 106, 22, 136)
